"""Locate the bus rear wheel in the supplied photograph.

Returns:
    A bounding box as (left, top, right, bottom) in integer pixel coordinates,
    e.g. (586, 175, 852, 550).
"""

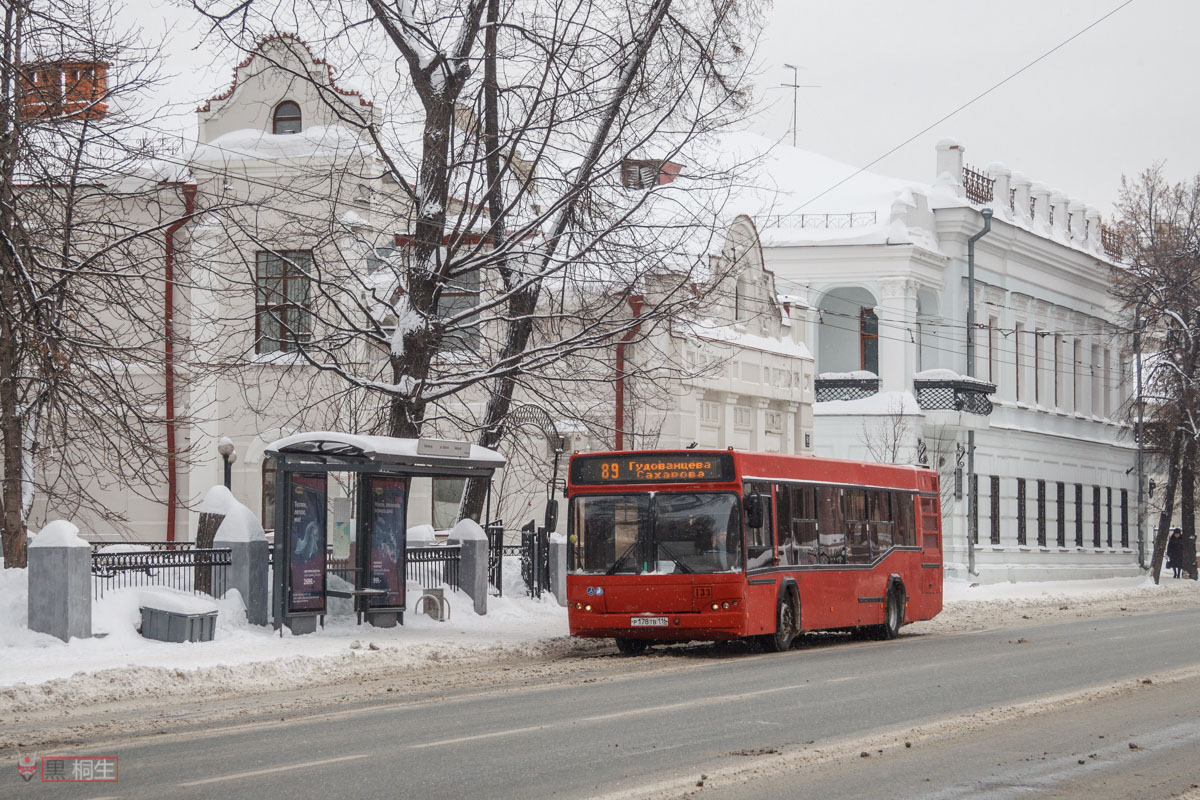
(761, 593, 797, 653)
(615, 637, 649, 655)
(874, 588, 904, 640)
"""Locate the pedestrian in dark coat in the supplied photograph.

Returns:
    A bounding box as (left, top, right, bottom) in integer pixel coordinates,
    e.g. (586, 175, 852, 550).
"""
(1167, 528, 1185, 579)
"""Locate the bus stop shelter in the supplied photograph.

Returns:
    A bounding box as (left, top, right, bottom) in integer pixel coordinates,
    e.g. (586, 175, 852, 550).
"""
(265, 432, 505, 634)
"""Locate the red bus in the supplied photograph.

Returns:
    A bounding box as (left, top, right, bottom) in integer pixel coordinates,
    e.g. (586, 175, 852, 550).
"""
(565, 449, 942, 654)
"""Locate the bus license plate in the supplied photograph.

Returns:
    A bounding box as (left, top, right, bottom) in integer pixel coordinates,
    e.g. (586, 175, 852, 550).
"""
(630, 616, 668, 627)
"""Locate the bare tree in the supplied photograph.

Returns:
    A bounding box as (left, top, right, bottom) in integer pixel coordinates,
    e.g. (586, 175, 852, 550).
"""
(0, 0, 214, 566)
(1110, 164, 1200, 582)
(859, 394, 914, 464)
(187, 0, 766, 522)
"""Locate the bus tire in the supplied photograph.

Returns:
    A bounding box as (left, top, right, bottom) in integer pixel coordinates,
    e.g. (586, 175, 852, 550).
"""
(761, 590, 797, 653)
(875, 587, 904, 640)
(615, 637, 648, 655)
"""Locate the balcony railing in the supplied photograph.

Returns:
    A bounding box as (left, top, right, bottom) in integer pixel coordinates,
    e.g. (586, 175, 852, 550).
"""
(815, 375, 880, 402)
(913, 376, 996, 416)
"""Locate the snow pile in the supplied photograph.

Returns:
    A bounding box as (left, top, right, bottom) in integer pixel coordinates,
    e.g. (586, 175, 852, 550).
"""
(29, 520, 89, 548)
(814, 390, 922, 416)
(200, 485, 266, 543)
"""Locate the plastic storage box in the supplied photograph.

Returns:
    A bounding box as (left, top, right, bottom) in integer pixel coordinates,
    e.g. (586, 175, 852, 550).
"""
(140, 606, 217, 643)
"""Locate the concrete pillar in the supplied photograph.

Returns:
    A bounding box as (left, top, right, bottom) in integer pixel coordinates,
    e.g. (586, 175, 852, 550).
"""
(723, 394, 739, 449)
(1068, 200, 1088, 245)
(876, 278, 917, 393)
(754, 398, 770, 451)
(986, 163, 1011, 219)
(1011, 171, 1032, 223)
(935, 138, 965, 196)
(27, 520, 91, 642)
(217, 537, 269, 625)
(448, 518, 488, 615)
(1086, 207, 1103, 252)
(1031, 184, 1051, 230)
(1051, 191, 1069, 238)
(549, 534, 568, 607)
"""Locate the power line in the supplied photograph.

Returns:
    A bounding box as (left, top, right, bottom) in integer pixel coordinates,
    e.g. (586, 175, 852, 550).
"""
(789, 0, 1138, 214)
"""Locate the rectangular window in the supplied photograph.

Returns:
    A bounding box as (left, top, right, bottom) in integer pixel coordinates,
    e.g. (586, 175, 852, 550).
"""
(734, 405, 753, 430)
(893, 492, 916, 548)
(1053, 335, 1062, 408)
(818, 486, 845, 562)
(919, 495, 940, 551)
(1016, 478, 1027, 546)
(1073, 340, 1080, 411)
(438, 267, 481, 350)
(988, 316, 998, 383)
(698, 400, 720, 426)
(1092, 485, 1102, 547)
(861, 308, 879, 374)
(1014, 323, 1024, 401)
(764, 410, 783, 434)
(1075, 483, 1084, 546)
(1121, 489, 1129, 548)
(1103, 348, 1113, 417)
(970, 474, 979, 544)
(1036, 480, 1047, 547)
(432, 478, 465, 530)
(1106, 487, 1113, 547)
(1056, 481, 1066, 547)
(1034, 330, 1043, 404)
(791, 485, 819, 565)
(990, 475, 1000, 545)
(256, 250, 313, 353)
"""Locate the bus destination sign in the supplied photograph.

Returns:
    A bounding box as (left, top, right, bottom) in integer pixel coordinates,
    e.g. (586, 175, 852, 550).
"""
(571, 453, 734, 484)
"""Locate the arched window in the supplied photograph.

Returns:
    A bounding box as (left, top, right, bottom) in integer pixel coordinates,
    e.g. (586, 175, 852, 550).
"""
(272, 101, 301, 134)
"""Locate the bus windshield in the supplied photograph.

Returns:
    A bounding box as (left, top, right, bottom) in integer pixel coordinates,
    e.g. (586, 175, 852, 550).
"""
(569, 492, 743, 575)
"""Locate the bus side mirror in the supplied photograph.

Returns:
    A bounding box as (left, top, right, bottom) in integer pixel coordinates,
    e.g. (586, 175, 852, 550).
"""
(744, 493, 763, 529)
(544, 500, 559, 533)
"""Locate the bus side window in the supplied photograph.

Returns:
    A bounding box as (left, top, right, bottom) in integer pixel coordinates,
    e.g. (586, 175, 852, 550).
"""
(893, 492, 915, 547)
(744, 481, 774, 569)
(919, 495, 941, 550)
(817, 485, 844, 564)
(845, 489, 871, 564)
(793, 485, 818, 564)
(774, 483, 794, 565)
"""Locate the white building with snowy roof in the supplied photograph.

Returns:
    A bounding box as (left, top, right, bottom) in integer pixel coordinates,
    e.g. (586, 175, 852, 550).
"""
(725, 132, 1139, 582)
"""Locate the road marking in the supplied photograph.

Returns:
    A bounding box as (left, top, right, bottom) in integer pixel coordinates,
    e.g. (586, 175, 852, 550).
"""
(177, 754, 368, 786)
(410, 724, 550, 749)
(826, 676, 857, 683)
(411, 685, 807, 749)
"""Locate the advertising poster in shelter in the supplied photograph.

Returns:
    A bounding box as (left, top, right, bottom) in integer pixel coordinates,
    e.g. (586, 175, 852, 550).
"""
(368, 477, 407, 608)
(288, 473, 328, 613)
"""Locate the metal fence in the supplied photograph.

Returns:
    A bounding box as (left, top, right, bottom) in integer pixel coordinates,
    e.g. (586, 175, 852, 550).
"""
(487, 523, 549, 598)
(407, 546, 461, 591)
(90, 547, 231, 600)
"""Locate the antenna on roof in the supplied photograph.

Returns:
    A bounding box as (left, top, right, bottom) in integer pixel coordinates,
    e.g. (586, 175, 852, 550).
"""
(781, 64, 820, 149)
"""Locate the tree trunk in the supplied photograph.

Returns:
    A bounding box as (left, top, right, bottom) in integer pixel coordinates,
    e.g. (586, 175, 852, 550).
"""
(1183, 438, 1198, 580)
(1150, 428, 1184, 583)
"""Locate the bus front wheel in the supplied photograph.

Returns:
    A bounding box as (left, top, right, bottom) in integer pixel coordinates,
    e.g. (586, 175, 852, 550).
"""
(615, 637, 648, 655)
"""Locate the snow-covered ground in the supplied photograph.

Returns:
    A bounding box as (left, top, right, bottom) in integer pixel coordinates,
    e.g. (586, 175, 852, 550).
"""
(1, 567, 1197, 720)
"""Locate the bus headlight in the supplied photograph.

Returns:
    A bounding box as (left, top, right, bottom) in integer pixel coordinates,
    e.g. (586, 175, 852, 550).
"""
(584, 604, 592, 612)
(711, 603, 719, 611)
(722, 601, 730, 609)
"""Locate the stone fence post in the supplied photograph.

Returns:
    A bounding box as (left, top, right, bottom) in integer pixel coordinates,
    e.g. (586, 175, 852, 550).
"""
(28, 520, 91, 642)
(202, 485, 270, 625)
(449, 519, 488, 615)
(549, 533, 567, 607)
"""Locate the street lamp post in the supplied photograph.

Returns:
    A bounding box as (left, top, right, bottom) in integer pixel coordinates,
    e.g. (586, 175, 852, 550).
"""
(218, 437, 237, 491)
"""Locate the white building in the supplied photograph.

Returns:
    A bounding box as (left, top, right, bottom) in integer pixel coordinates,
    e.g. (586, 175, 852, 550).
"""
(30, 37, 814, 544)
(724, 133, 1139, 582)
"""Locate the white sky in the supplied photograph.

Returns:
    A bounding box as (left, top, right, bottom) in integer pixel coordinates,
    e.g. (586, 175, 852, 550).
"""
(750, 0, 1199, 219)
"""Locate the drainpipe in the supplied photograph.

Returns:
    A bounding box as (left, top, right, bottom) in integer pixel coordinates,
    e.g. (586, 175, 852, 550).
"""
(614, 296, 644, 450)
(164, 183, 197, 542)
(966, 207, 992, 577)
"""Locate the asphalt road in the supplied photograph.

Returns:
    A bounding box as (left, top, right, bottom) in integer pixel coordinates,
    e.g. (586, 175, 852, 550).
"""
(4, 607, 1199, 799)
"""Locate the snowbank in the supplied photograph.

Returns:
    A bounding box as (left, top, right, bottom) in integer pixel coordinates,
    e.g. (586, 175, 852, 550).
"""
(29, 520, 88, 548)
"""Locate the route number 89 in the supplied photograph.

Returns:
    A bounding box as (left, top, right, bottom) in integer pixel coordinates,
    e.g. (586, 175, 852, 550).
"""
(600, 462, 620, 479)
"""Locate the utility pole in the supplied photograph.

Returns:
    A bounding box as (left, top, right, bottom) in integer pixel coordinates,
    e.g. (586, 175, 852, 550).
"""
(781, 64, 819, 148)
(1135, 296, 1146, 569)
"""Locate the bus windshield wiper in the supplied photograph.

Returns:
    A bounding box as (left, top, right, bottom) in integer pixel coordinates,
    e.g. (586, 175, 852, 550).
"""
(607, 540, 640, 575)
(655, 541, 692, 573)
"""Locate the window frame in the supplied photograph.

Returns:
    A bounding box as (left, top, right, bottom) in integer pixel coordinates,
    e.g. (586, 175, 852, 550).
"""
(255, 249, 314, 354)
(273, 100, 302, 134)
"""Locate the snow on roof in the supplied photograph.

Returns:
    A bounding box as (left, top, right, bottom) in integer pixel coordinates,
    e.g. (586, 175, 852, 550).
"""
(681, 319, 813, 361)
(189, 125, 372, 165)
(814, 390, 923, 417)
(266, 431, 505, 468)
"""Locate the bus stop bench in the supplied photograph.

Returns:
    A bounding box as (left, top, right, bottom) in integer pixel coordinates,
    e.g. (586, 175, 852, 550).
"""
(324, 587, 388, 624)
